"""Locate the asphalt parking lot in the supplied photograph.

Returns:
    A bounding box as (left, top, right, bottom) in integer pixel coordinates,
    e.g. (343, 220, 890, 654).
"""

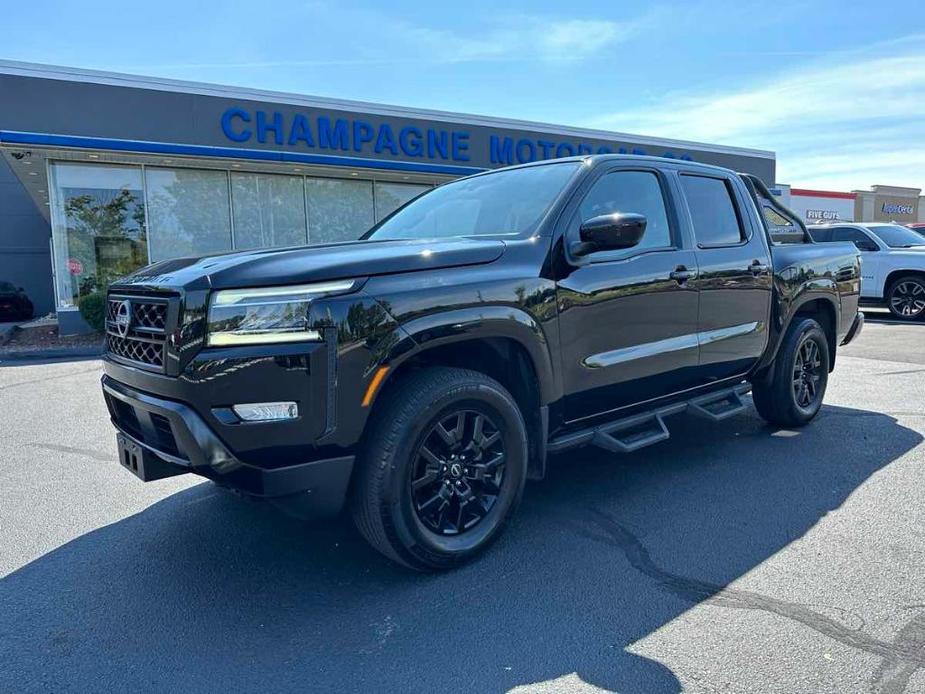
(1, 315, 924, 693)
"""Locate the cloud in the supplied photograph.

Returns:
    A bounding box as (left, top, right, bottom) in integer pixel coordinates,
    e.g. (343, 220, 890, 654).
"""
(588, 35, 925, 190)
(131, 12, 642, 72)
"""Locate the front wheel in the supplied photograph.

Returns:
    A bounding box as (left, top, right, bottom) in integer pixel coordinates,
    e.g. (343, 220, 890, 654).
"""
(887, 275, 925, 320)
(352, 367, 528, 571)
(751, 317, 830, 427)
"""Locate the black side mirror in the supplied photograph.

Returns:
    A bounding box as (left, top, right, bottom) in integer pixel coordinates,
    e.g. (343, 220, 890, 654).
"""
(855, 240, 878, 252)
(572, 213, 647, 257)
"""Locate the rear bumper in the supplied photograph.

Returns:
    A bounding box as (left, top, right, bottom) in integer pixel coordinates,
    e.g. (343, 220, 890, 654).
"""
(841, 311, 864, 346)
(102, 375, 354, 516)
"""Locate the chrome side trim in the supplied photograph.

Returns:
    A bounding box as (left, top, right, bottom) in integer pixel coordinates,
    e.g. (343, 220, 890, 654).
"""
(699, 321, 761, 345)
(583, 334, 699, 369)
(583, 321, 762, 369)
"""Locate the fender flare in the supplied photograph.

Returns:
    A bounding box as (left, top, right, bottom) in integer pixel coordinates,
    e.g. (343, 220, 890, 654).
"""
(380, 306, 560, 405)
(758, 287, 840, 373)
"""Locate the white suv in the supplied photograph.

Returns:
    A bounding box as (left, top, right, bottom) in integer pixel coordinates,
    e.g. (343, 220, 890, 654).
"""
(809, 223, 925, 320)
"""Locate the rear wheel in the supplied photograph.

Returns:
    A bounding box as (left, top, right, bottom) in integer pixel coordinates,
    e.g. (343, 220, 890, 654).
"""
(751, 318, 829, 427)
(352, 367, 528, 571)
(887, 275, 925, 320)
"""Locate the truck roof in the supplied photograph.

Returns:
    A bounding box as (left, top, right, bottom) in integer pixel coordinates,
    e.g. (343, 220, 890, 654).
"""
(475, 153, 740, 179)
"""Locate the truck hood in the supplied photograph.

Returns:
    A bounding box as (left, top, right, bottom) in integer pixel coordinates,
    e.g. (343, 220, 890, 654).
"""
(885, 247, 925, 261)
(112, 237, 506, 292)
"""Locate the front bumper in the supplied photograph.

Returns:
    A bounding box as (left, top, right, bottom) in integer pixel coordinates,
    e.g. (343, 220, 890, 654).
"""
(840, 311, 864, 346)
(102, 376, 354, 516)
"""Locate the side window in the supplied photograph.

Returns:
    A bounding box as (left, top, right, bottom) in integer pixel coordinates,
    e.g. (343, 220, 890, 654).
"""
(832, 227, 877, 251)
(680, 175, 745, 246)
(578, 171, 672, 252)
(809, 227, 833, 242)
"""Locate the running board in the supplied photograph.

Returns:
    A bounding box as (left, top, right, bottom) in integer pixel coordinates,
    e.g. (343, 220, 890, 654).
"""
(547, 384, 751, 455)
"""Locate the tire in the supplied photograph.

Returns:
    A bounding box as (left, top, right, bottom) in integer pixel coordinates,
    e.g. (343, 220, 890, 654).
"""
(751, 318, 829, 427)
(351, 367, 528, 571)
(886, 275, 925, 321)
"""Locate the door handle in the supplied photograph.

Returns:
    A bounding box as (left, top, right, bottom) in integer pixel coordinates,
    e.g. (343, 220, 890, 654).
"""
(749, 260, 770, 275)
(669, 266, 696, 283)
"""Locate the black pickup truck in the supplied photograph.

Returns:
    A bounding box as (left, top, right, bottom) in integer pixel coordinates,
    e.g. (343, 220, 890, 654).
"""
(101, 155, 863, 570)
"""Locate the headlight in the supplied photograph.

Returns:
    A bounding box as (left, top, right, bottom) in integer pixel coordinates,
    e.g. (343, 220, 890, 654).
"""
(207, 279, 358, 346)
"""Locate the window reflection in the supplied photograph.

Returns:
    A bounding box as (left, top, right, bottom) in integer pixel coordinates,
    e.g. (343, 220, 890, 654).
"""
(146, 168, 232, 262)
(49, 163, 147, 307)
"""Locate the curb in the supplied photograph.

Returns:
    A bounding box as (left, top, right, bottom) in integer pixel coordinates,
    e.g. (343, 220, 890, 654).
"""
(0, 346, 105, 362)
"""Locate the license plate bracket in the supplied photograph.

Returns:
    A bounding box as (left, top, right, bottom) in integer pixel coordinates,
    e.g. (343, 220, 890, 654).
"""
(116, 433, 186, 481)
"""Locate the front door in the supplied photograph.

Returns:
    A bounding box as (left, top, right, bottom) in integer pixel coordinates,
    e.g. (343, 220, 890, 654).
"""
(557, 167, 701, 423)
(680, 173, 773, 382)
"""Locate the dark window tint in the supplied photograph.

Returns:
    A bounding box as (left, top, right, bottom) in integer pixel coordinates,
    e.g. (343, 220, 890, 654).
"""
(830, 227, 879, 251)
(579, 171, 672, 251)
(808, 227, 833, 242)
(681, 175, 744, 246)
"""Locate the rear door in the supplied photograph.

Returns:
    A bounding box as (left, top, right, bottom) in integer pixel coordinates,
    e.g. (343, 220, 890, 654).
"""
(679, 172, 773, 382)
(556, 164, 701, 423)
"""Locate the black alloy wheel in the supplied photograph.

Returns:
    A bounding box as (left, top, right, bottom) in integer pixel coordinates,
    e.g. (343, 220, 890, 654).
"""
(888, 277, 925, 320)
(750, 317, 829, 427)
(410, 409, 506, 536)
(792, 336, 823, 412)
(352, 366, 527, 571)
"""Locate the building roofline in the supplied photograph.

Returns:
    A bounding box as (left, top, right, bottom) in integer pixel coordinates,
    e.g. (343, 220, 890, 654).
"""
(791, 187, 856, 200)
(0, 59, 776, 161)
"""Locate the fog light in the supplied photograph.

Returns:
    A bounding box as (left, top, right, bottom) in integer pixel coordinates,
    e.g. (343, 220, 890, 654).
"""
(232, 402, 299, 422)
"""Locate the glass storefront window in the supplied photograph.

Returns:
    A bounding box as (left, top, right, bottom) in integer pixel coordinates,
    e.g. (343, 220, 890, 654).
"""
(231, 173, 307, 250)
(49, 163, 147, 307)
(146, 167, 232, 262)
(305, 178, 375, 244)
(374, 182, 431, 221)
(48, 159, 440, 311)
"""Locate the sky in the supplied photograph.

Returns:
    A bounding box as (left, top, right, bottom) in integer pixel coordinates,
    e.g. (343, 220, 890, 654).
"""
(3, 0, 924, 191)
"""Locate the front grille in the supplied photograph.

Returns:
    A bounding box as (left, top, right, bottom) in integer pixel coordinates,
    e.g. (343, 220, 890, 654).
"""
(106, 295, 171, 371)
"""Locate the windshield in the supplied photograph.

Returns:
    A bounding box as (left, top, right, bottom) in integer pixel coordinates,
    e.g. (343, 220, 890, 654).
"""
(366, 162, 581, 240)
(866, 224, 925, 248)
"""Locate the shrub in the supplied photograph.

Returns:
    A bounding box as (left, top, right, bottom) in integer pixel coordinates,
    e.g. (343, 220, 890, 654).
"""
(77, 292, 107, 332)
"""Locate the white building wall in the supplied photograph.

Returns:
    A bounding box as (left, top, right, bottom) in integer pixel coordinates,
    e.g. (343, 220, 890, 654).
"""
(789, 192, 855, 223)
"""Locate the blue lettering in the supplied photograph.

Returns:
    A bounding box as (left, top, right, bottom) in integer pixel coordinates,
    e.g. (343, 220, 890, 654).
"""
(427, 130, 449, 159)
(374, 123, 399, 155)
(516, 139, 536, 164)
(451, 132, 470, 161)
(222, 107, 251, 143)
(353, 120, 374, 152)
(318, 118, 349, 151)
(288, 114, 315, 147)
(555, 143, 575, 158)
(490, 136, 514, 165)
(632, 148, 646, 155)
(537, 140, 555, 159)
(577, 143, 593, 155)
(596, 146, 612, 154)
(256, 111, 284, 145)
(399, 126, 423, 157)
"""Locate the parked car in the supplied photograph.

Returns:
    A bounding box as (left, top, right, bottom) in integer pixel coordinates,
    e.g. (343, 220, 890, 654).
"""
(100, 155, 863, 570)
(809, 222, 925, 320)
(906, 223, 925, 237)
(0, 281, 34, 321)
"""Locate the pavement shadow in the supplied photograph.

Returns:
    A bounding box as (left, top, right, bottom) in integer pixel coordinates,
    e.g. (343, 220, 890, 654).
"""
(1, 403, 921, 692)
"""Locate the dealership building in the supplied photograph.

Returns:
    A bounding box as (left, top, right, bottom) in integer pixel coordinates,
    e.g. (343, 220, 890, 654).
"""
(0, 61, 778, 332)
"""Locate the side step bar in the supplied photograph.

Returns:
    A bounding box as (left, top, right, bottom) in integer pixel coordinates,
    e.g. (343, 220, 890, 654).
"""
(547, 384, 751, 455)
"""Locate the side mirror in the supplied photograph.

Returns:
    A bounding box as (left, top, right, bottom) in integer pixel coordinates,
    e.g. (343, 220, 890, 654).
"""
(855, 240, 878, 252)
(572, 213, 647, 257)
